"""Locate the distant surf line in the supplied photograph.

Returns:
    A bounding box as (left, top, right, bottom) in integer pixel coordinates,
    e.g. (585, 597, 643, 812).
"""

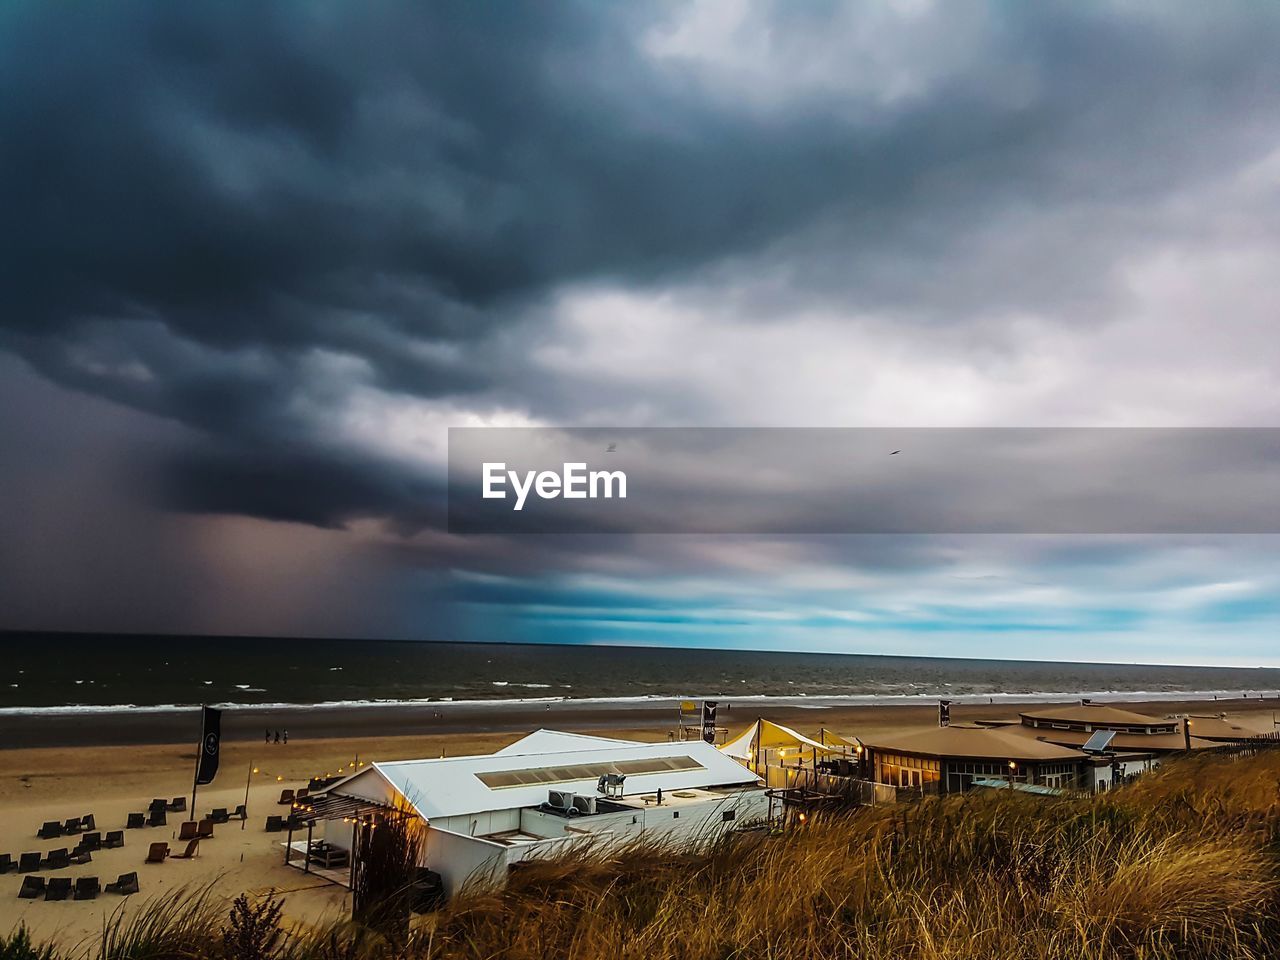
(1, 688, 1277, 717)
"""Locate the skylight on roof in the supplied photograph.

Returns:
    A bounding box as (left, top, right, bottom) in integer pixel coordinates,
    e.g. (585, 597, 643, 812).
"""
(476, 755, 705, 789)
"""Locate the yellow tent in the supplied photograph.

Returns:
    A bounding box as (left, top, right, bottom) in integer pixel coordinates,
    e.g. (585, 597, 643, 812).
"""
(720, 718, 848, 763)
(816, 729, 861, 750)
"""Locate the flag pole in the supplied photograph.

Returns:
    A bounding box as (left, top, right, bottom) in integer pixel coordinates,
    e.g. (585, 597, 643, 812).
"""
(190, 704, 206, 819)
(242, 760, 254, 831)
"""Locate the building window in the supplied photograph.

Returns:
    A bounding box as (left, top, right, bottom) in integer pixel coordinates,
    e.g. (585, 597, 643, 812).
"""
(943, 759, 1023, 794)
(722, 810, 736, 822)
(875, 753, 941, 789)
(673, 811, 680, 819)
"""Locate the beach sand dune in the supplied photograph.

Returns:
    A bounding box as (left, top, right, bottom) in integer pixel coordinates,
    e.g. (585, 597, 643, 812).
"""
(3, 699, 1275, 948)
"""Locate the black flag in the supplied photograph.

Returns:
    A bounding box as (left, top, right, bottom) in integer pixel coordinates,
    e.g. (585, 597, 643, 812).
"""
(701, 701, 718, 743)
(195, 706, 222, 785)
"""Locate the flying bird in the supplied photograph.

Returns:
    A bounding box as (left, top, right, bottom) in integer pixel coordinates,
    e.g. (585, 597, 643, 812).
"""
(890, 450, 901, 455)
(606, 443, 616, 453)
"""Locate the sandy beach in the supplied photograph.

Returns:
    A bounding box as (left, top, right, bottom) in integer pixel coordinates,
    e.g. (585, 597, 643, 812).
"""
(3, 695, 1278, 949)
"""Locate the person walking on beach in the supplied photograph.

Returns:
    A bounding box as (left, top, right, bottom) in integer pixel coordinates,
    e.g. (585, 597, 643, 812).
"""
(274, 730, 280, 743)
(265, 728, 271, 744)
(283, 729, 289, 744)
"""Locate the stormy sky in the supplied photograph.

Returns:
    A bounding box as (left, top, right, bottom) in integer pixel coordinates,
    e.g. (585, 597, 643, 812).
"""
(3, 1, 1280, 664)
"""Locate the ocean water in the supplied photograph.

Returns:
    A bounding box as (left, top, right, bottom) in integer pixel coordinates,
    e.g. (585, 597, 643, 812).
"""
(2, 633, 1278, 714)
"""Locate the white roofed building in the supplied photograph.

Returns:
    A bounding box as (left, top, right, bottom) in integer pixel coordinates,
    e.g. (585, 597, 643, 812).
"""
(302, 730, 766, 898)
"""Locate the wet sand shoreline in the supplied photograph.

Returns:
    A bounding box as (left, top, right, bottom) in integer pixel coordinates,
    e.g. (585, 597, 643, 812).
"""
(5, 693, 1278, 749)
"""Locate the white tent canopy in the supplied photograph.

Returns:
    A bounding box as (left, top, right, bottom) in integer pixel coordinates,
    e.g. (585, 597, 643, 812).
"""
(720, 718, 848, 762)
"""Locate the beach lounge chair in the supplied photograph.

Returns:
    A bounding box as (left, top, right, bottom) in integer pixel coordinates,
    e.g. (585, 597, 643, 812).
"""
(18, 876, 45, 899)
(178, 821, 198, 841)
(104, 830, 125, 849)
(171, 838, 200, 860)
(264, 816, 283, 833)
(209, 807, 230, 824)
(18, 853, 41, 873)
(196, 819, 215, 839)
(296, 788, 310, 800)
(148, 798, 167, 812)
(144, 842, 169, 863)
(45, 877, 72, 901)
(81, 814, 96, 831)
(126, 812, 145, 829)
(79, 831, 102, 852)
(70, 849, 92, 865)
(167, 797, 186, 812)
(231, 804, 247, 821)
(278, 789, 295, 805)
(0, 854, 14, 874)
(74, 877, 100, 901)
(105, 872, 140, 896)
(37, 821, 62, 839)
(146, 809, 167, 828)
(63, 817, 82, 834)
(42, 848, 70, 870)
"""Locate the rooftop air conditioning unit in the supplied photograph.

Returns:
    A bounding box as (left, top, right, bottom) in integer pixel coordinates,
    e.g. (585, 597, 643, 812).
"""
(547, 789, 575, 812)
(571, 795, 597, 816)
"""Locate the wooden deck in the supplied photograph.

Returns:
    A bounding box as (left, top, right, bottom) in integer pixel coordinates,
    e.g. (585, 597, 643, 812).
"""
(281, 840, 352, 888)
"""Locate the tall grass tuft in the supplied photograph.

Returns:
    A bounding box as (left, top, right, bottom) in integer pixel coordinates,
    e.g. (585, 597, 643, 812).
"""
(95, 881, 224, 960)
(1, 928, 59, 960)
(350, 808, 425, 943)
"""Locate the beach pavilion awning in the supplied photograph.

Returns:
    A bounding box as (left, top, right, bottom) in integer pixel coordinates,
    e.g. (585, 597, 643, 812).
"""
(298, 791, 413, 823)
(816, 730, 860, 751)
(721, 719, 845, 762)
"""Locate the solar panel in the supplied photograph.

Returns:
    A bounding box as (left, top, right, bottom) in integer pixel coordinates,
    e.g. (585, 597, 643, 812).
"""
(1082, 730, 1116, 753)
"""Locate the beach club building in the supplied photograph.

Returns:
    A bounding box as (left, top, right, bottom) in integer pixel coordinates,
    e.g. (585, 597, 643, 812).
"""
(1018, 703, 1240, 751)
(301, 730, 766, 897)
(857, 726, 1090, 795)
(856, 703, 1252, 796)
(1018, 705, 1216, 767)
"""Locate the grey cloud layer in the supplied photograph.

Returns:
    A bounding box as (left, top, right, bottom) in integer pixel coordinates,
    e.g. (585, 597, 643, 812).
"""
(3, 2, 1280, 653)
(6, 2, 1280, 532)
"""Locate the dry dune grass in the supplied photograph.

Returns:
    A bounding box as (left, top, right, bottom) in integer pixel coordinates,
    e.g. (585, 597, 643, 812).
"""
(429, 749, 1280, 960)
(6, 749, 1280, 960)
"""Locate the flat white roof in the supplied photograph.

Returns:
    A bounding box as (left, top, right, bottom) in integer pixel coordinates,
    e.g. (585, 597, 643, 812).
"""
(350, 734, 759, 821)
(492, 728, 636, 756)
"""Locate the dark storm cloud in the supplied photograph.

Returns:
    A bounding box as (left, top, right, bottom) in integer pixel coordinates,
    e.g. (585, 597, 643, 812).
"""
(162, 443, 446, 531)
(4, 1, 1280, 529)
